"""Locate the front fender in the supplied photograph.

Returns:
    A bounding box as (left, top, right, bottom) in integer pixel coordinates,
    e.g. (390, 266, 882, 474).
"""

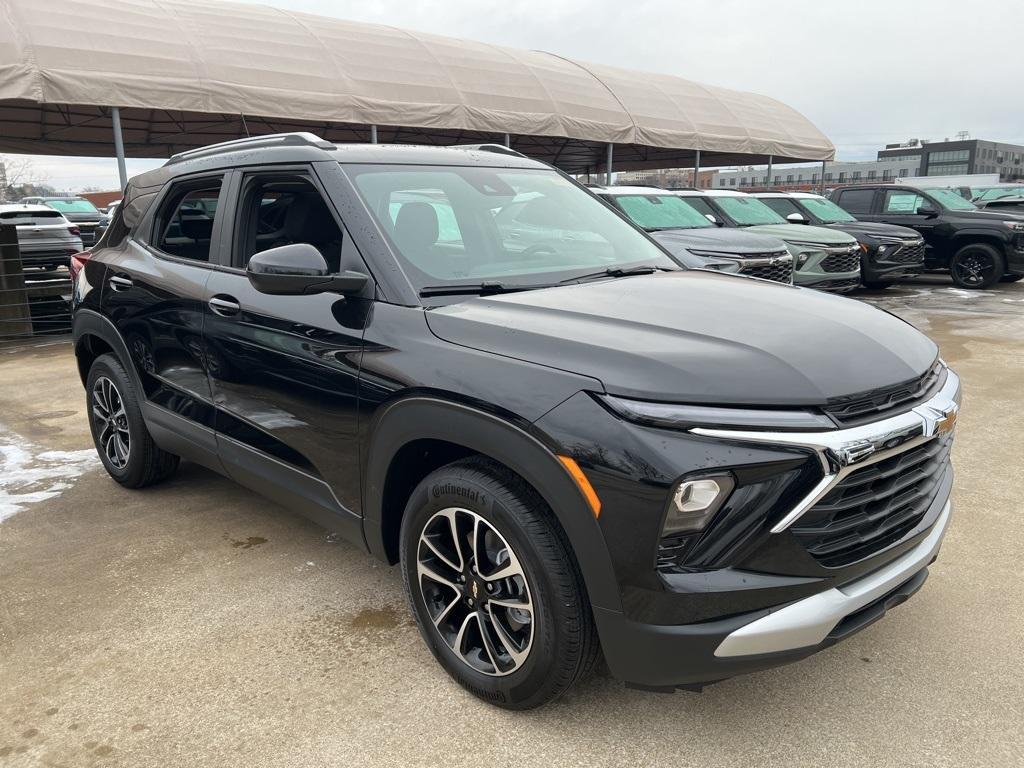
(362, 396, 623, 612)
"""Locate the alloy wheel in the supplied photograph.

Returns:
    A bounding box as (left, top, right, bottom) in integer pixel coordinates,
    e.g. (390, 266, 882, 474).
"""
(416, 507, 534, 677)
(92, 376, 131, 469)
(953, 252, 993, 287)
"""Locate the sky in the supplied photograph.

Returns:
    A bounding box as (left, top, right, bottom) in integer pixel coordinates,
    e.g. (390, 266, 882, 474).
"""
(7, 0, 1023, 192)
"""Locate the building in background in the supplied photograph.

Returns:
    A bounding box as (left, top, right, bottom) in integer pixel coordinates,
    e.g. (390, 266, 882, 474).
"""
(877, 137, 1024, 181)
(611, 168, 716, 188)
(712, 158, 921, 191)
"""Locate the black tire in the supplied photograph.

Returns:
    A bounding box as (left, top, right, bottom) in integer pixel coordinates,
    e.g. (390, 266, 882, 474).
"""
(861, 279, 892, 289)
(400, 457, 599, 709)
(86, 353, 179, 488)
(950, 243, 1004, 289)
(1000, 273, 1023, 283)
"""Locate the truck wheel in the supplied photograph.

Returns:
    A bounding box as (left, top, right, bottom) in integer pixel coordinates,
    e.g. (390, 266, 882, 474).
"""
(1000, 273, 1023, 283)
(86, 354, 179, 488)
(950, 244, 1003, 289)
(400, 457, 599, 709)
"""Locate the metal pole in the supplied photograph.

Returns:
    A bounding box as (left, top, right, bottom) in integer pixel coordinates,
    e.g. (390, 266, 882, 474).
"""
(503, 133, 510, 148)
(370, 125, 378, 144)
(111, 107, 128, 191)
(766, 154, 773, 190)
(693, 149, 701, 189)
(820, 160, 827, 194)
(606, 143, 614, 186)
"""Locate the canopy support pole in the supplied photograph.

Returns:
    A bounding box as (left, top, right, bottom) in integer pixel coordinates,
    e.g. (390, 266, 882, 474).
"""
(503, 133, 510, 148)
(370, 125, 378, 144)
(111, 107, 127, 192)
(606, 143, 613, 186)
(693, 150, 701, 188)
(766, 155, 773, 190)
(820, 160, 827, 194)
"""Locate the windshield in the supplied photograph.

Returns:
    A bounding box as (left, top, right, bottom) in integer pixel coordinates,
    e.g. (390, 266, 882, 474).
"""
(973, 186, 1024, 202)
(611, 194, 713, 230)
(797, 197, 857, 223)
(928, 188, 977, 211)
(346, 165, 677, 291)
(45, 198, 100, 214)
(712, 196, 787, 226)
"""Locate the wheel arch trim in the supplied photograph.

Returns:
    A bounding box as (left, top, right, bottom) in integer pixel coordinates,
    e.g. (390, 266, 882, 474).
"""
(362, 396, 623, 612)
(72, 309, 142, 390)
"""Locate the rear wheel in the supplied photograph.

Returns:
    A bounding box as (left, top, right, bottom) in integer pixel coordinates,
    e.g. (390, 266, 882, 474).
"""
(86, 354, 179, 488)
(950, 244, 1003, 289)
(400, 457, 599, 709)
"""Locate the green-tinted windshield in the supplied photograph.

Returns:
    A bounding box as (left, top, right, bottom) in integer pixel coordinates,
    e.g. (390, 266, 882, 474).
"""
(713, 196, 787, 225)
(973, 186, 1024, 202)
(612, 194, 713, 229)
(929, 188, 977, 211)
(45, 198, 100, 214)
(797, 197, 857, 223)
(347, 165, 676, 290)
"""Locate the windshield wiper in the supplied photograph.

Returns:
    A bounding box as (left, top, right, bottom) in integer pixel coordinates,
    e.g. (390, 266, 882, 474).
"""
(562, 265, 676, 283)
(419, 281, 554, 297)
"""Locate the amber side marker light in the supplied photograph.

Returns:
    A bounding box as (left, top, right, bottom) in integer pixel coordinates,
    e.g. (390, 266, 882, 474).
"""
(557, 455, 602, 518)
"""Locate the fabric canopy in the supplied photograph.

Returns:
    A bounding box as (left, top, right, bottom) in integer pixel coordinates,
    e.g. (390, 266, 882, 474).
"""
(0, 0, 834, 172)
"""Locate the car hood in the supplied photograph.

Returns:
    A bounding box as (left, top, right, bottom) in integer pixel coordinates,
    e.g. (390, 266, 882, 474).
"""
(821, 221, 922, 240)
(651, 228, 788, 255)
(426, 271, 937, 406)
(741, 223, 856, 245)
(949, 208, 1024, 223)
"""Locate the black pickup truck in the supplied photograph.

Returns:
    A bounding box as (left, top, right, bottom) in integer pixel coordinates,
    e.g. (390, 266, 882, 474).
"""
(829, 184, 1024, 288)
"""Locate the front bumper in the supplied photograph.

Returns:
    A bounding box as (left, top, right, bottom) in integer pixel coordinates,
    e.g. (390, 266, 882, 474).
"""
(790, 244, 861, 292)
(864, 240, 926, 282)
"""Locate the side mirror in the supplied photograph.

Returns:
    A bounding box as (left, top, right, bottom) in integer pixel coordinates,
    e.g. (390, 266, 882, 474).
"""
(786, 212, 809, 224)
(917, 205, 938, 217)
(246, 243, 367, 296)
(704, 213, 721, 226)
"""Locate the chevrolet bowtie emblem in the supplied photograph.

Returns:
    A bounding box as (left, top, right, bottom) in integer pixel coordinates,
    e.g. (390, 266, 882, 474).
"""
(471, 581, 479, 598)
(935, 408, 958, 437)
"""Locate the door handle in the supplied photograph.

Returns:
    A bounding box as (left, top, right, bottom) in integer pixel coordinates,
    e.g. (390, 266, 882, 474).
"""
(208, 295, 241, 317)
(108, 274, 133, 291)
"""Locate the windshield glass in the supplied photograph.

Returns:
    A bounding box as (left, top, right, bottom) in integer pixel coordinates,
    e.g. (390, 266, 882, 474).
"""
(712, 196, 787, 226)
(797, 197, 857, 223)
(45, 198, 100, 214)
(929, 188, 977, 211)
(611, 194, 713, 230)
(347, 165, 677, 290)
(973, 186, 1024, 202)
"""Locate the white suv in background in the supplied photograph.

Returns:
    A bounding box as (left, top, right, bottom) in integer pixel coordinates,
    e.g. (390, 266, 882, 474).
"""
(0, 204, 84, 272)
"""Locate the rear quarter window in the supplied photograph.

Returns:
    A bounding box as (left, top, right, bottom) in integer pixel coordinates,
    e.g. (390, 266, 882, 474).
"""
(834, 189, 876, 214)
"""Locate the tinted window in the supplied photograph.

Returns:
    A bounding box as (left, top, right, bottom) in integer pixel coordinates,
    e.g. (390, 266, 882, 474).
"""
(611, 194, 713, 229)
(759, 197, 802, 218)
(237, 175, 345, 272)
(712, 196, 785, 226)
(835, 189, 876, 214)
(883, 191, 926, 214)
(45, 198, 100, 215)
(154, 180, 223, 262)
(679, 196, 717, 219)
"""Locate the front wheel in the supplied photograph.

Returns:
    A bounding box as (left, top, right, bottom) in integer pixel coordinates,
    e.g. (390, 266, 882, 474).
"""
(400, 457, 599, 709)
(950, 244, 1004, 289)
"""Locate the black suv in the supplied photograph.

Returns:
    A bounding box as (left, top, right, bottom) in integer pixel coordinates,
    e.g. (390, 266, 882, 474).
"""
(830, 184, 1024, 288)
(72, 134, 959, 709)
(753, 192, 925, 288)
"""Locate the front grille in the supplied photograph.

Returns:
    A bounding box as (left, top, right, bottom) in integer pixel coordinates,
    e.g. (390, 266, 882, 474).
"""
(821, 249, 860, 273)
(824, 363, 944, 426)
(891, 240, 925, 264)
(742, 259, 792, 283)
(792, 433, 952, 568)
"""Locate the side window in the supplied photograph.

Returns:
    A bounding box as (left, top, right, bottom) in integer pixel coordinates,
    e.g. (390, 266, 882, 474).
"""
(237, 175, 345, 272)
(883, 191, 926, 214)
(761, 198, 801, 217)
(835, 189, 875, 215)
(153, 179, 223, 262)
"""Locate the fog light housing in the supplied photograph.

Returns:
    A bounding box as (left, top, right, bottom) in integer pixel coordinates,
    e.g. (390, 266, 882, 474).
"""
(664, 474, 735, 535)
(795, 253, 810, 269)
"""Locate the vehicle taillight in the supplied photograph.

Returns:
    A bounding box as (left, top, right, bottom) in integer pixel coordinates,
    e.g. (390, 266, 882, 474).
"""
(70, 250, 92, 283)
(68, 226, 81, 236)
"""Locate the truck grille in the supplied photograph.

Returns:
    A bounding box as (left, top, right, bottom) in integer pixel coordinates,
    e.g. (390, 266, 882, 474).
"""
(791, 432, 953, 568)
(821, 249, 860, 273)
(741, 257, 792, 283)
(824, 363, 945, 426)
(891, 240, 925, 264)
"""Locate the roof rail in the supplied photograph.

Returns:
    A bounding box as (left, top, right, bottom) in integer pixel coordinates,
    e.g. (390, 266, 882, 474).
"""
(165, 132, 335, 165)
(453, 143, 527, 159)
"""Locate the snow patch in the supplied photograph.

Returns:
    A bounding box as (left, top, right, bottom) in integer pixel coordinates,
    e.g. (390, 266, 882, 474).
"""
(0, 429, 99, 522)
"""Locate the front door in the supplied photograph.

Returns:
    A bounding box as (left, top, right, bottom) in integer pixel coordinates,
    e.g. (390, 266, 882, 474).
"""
(203, 168, 370, 539)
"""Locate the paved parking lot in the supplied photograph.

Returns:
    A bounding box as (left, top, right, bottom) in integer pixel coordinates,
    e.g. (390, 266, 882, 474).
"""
(1, 277, 1023, 768)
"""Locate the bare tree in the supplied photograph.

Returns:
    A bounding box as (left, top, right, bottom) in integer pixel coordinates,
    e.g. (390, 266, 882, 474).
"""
(0, 155, 51, 202)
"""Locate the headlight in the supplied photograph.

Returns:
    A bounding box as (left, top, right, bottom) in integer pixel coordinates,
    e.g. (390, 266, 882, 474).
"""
(597, 393, 835, 431)
(665, 474, 735, 534)
(1002, 220, 1024, 232)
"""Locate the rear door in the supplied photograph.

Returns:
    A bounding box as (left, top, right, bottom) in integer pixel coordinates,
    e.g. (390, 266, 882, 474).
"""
(101, 173, 227, 446)
(202, 164, 369, 538)
(832, 188, 880, 222)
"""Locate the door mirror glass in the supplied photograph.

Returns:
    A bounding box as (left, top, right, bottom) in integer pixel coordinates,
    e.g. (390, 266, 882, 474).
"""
(247, 243, 367, 296)
(786, 212, 809, 224)
(916, 204, 938, 216)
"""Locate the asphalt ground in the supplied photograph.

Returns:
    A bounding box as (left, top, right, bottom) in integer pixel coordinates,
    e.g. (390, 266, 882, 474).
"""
(1, 275, 1022, 767)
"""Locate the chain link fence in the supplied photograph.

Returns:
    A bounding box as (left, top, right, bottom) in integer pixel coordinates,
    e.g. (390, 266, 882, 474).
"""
(0, 224, 73, 351)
